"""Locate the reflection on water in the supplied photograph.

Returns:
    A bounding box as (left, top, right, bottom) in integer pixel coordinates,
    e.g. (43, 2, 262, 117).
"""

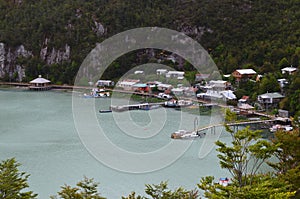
(0, 89, 230, 198)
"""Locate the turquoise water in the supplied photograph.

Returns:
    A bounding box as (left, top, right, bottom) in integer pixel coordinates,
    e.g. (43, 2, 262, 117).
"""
(0, 89, 230, 198)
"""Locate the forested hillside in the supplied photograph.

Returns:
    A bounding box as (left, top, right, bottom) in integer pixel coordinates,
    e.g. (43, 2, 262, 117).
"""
(0, 0, 299, 83)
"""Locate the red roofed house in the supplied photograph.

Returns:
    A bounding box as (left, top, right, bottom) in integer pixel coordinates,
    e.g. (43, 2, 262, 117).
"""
(232, 69, 257, 82)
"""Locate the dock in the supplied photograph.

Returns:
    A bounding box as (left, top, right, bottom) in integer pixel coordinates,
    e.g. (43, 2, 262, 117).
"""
(109, 102, 165, 112)
(171, 119, 277, 139)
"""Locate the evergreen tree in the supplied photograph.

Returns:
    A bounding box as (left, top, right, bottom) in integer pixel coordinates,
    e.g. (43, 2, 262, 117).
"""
(0, 158, 37, 199)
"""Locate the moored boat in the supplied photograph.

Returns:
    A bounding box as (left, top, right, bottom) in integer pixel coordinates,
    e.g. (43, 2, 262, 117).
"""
(84, 88, 110, 98)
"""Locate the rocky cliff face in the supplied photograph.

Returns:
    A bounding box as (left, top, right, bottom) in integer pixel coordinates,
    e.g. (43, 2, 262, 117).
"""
(0, 41, 71, 82)
(40, 38, 71, 65)
(0, 43, 32, 82)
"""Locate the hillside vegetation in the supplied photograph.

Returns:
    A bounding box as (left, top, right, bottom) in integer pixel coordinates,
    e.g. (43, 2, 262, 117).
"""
(0, 0, 299, 82)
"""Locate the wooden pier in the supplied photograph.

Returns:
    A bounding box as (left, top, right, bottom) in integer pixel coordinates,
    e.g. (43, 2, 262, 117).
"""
(171, 119, 277, 139)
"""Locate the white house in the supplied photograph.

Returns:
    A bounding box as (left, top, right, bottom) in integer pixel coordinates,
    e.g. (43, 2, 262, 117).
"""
(156, 69, 168, 75)
(171, 88, 184, 96)
(117, 79, 140, 91)
(197, 89, 236, 101)
(281, 67, 297, 75)
(166, 71, 185, 79)
(96, 80, 114, 87)
(258, 92, 284, 106)
(134, 70, 144, 75)
(157, 83, 173, 91)
(277, 78, 288, 88)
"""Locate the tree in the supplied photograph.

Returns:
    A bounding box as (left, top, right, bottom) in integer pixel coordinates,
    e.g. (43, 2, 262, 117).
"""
(269, 129, 300, 174)
(198, 126, 295, 198)
(198, 174, 295, 199)
(122, 181, 198, 199)
(50, 177, 106, 199)
(216, 126, 278, 187)
(0, 158, 37, 199)
(258, 74, 281, 94)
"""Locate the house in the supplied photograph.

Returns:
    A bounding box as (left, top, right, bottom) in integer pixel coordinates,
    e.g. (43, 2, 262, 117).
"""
(209, 80, 231, 90)
(96, 80, 114, 87)
(165, 71, 185, 79)
(258, 92, 284, 108)
(29, 75, 51, 91)
(116, 79, 140, 91)
(157, 83, 173, 91)
(197, 89, 236, 101)
(281, 66, 297, 75)
(146, 81, 161, 89)
(134, 70, 144, 75)
(238, 96, 254, 112)
(156, 69, 168, 75)
(238, 96, 250, 104)
(232, 69, 257, 82)
(277, 78, 288, 88)
(132, 83, 150, 93)
(171, 88, 184, 96)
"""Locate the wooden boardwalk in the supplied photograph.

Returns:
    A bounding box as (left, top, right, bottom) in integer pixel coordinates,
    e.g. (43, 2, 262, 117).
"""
(195, 119, 276, 134)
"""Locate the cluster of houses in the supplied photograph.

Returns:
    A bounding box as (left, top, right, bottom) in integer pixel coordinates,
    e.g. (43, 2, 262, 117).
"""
(109, 69, 195, 96)
(29, 65, 298, 114)
(97, 66, 297, 114)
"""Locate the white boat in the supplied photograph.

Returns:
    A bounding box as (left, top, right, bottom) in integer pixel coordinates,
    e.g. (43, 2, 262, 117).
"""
(84, 88, 110, 98)
(269, 124, 293, 132)
(164, 99, 193, 108)
(171, 130, 203, 139)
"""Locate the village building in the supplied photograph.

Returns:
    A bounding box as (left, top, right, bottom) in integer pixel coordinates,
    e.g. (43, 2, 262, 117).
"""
(165, 71, 185, 79)
(156, 69, 168, 75)
(281, 66, 298, 75)
(29, 75, 51, 91)
(96, 80, 114, 87)
(157, 83, 173, 91)
(257, 92, 284, 109)
(116, 79, 140, 91)
(171, 88, 184, 96)
(197, 79, 235, 101)
(132, 83, 150, 93)
(232, 69, 257, 82)
(134, 70, 144, 75)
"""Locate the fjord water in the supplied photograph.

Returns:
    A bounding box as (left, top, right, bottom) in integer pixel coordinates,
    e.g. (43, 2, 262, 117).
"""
(0, 89, 230, 198)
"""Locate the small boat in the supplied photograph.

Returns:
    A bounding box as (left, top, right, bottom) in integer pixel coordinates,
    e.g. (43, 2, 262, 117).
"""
(219, 177, 229, 186)
(171, 130, 204, 139)
(84, 88, 110, 98)
(269, 124, 293, 132)
(164, 99, 193, 108)
(99, 109, 112, 113)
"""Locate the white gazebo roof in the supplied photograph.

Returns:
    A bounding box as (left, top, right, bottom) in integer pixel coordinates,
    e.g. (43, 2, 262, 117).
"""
(30, 76, 51, 84)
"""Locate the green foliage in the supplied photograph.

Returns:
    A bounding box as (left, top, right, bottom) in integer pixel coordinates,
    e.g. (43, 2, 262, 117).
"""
(0, 158, 37, 199)
(198, 174, 295, 199)
(50, 177, 106, 199)
(216, 126, 278, 187)
(258, 74, 281, 94)
(122, 181, 198, 199)
(269, 129, 300, 174)
(0, 0, 299, 83)
(280, 71, 300, 116)
(224, 108, 237, 122)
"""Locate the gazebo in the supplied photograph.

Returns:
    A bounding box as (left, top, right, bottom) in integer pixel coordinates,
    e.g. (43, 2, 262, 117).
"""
(29, 75, 51, 91)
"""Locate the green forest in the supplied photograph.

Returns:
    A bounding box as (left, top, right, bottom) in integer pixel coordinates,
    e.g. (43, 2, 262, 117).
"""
(0, 0, 299, 81)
